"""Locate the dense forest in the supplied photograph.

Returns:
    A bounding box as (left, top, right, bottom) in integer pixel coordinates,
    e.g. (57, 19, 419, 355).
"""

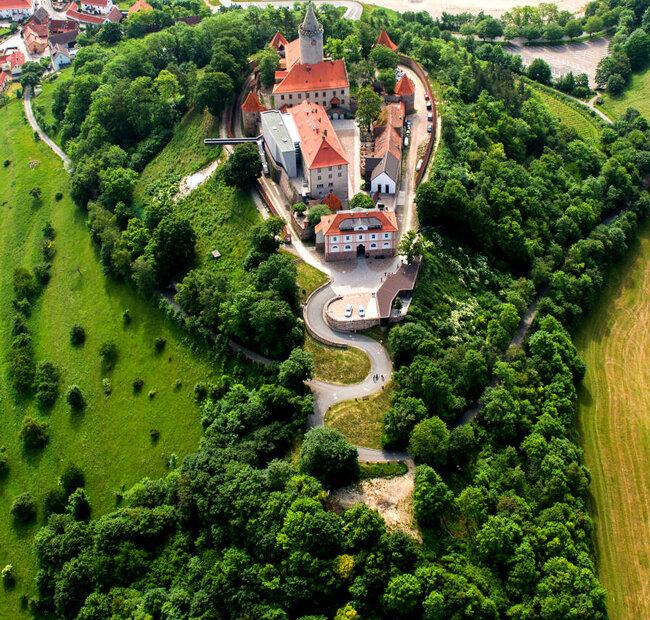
(26, 2, 650, 618)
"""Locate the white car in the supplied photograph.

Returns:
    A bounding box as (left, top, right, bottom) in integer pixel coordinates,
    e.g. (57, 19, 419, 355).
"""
(358, 305, 365, 317)
(345, 304, 353, 318)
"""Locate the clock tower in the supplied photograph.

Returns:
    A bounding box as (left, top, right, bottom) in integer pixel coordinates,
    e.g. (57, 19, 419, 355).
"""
(298, 1, 324, 65)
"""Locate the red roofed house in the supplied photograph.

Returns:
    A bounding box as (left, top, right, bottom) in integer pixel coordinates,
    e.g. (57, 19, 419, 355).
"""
(241, 90, 266, 136)
(23, 20, 48, 54)
(0, 0, 36, 21)
(66, 3, 122, 24)
(394, 73, 415, 114)
(315, 208, 398, 261)
(272, 2, 349, 119)
(80, 0, 114, 14)
(366, 102, 404, 195)
(0, 50, 26, 79)
(288, 99, 349, 201)
(0, 71, 9, 93)
(375, 28, 398, 52)
(128, 0, 152, 12)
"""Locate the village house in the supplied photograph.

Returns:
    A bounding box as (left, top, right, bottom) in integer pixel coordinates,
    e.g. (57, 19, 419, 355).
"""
(79, 0, 113, 14)
(0, 50, 26, 80)
(66, 0, 122, 25)
(23, 20, 48, 54)
(315, 208, 398, 261)
(128, 0, 152, 13)
(0, 0, 35, 21)
(271, 2, 349, 119)
(0, 70, 9, 93)
(365, 102, 404, 195)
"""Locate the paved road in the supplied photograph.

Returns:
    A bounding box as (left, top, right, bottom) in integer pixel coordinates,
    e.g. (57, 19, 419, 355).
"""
(305, 285, 408, 461)
(23, 86, 72, 170)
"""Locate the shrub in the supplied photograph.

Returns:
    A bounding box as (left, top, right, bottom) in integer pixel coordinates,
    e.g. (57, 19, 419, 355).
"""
(1, 564, 15, 587)
(40, 238, 55, 261)
(3, 160, 10, 167)
(154, 337, 166, 353)
(132, 377, 144, 393)
(19, 416, 49, 449)
(0, 448, 9, 475)
(70, 324, 86, 346)
(67, 488, 90, 521)
(194, 382, 208, 402)
(174, 379, 182, 390)
(10, 493, 36, 523)
(102, 378, 112, 395)
(122, 309, 131, 324)
(13, 267, 38, 300)
(65, 385, 85, 410)
(7, 344, 35, 393)
(54, 192, 63, 202)
(33, 263, 51, 285)
(42, 221, 55, 239)
(148, 390, 156, 399)
(99, 340, 118, 369)
(150, 428, 160, 440)
(44, 488, 67, 517)
(60, 463, 85, 495)
(33, 360, 60, 407)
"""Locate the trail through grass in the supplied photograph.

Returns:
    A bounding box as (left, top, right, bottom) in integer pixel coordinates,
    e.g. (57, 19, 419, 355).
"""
(32, 68, 72, 147)
(575, 220, 650, 620)
(0, 100, 218, 619)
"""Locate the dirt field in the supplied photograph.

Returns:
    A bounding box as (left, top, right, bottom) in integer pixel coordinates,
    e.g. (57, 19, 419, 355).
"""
(575, 221, 650, 620)
(330, 459, 419, 538)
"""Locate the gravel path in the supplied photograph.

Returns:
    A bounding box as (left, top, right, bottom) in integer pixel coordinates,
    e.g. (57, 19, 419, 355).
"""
(24, 86, 72, 170)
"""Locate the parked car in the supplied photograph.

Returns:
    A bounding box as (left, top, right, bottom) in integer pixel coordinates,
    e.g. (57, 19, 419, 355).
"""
(416, 158, 423, 172)
(427, 112, 433, 122)
(403, 136, 409, 147)
(424, 93, 429, 101)
(358, 305, 365, 317)
(406, 120, 412, 129)
(427, 123, 433, 133)
(426, 102, 432, 110)
(345, 304, 353, 318)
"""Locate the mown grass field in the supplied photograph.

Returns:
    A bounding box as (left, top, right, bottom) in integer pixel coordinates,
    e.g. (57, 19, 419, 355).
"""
(304, 334, 371, 385)
(0, 100, 219, 618)
(325, 383, 394, 449)
(575, 221, 650, 620)
(599, 67, 650, 121)
(535, 90, 600, 142)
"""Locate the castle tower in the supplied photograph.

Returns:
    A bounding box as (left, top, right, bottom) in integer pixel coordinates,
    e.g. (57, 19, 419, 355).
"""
(299, 1, 323, 65)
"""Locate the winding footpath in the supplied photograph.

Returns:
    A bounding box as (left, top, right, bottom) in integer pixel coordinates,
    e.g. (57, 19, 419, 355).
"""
(24, 86, 72, 170)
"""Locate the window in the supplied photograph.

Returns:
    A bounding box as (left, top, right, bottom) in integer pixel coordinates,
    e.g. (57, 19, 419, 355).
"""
(383, 233, 390, 239)
(370, 243, 377, 249)
(338, 173, 342, 177)
(281, 95, 285, 101)
(318, 175, 322, 181)
(338, 165, 342, 170)
(289, 94, 292, 100)
(370, 234, 377, 240)
(383, 242, 390, 248)
(328, 174, 332, 179)
(328, 183, 333, 187)
(345, 235, 351, 241)
(332, 236, 338, 242)
(344, 245, 351, 251)
(341, 90, 344, 94)
(322, 92, 326, 97)
(298, 94, 302, 99)
(331, 245, 339, 252)
(317, 183, 323, 188)
(341, 99, 345, 105)
(357, 234, 364, 241)
(328, 167, 332, 171)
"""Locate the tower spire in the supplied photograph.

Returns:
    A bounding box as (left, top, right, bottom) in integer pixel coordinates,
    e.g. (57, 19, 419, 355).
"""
(300, 0, 322, 36)
(298, 0, 324, 64)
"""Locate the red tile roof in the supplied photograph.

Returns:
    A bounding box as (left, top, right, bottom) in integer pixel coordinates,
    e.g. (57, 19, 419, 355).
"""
(49, 19, 79, 32)
(395, 74, 415, 96)
(284, 37, 300, 68)
(128, 0, 152, 12)
(376, 29, 398, 52)
(241, 91, 265, 113)
(66, 7, 105, 23)
(105, 6, 122, 21)
(273, 58, 348, 94)
(0, 0, 33, 9)
(24, 21, 48, 37)
(0, 51, 26, 69)
(318, 209, 398, 237)
(288, 100, 348, 170)
(376, 258, 421, 318)
(269, 30, 287, 50)
(321, 191, 342, 211)
(81, 0, 110, 7)
(0, 71, 9, 89)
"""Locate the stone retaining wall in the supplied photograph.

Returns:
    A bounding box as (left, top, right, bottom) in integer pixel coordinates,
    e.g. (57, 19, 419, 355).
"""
(324, 296, 380, 331)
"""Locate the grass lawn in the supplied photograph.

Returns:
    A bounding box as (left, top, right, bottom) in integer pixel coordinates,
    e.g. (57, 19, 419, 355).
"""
(304, 334, 371, 385)
(0, 100, 219, 619)
(133, 107, 221, 206)
(32, 68, 73, 148)
(598, 67, 650, 121)
(293, 258, 329, 303)
(574, 219, 650, 620)
(325, 383, 394, 449)
(534, 90, 600, 142)
(360, 460, 407, 479)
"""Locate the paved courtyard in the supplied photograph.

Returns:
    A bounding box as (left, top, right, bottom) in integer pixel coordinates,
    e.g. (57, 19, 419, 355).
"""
(331, 118, 362, 197)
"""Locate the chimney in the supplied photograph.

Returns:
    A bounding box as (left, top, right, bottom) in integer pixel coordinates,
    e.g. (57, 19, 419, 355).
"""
(324, 129, 327, 136)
